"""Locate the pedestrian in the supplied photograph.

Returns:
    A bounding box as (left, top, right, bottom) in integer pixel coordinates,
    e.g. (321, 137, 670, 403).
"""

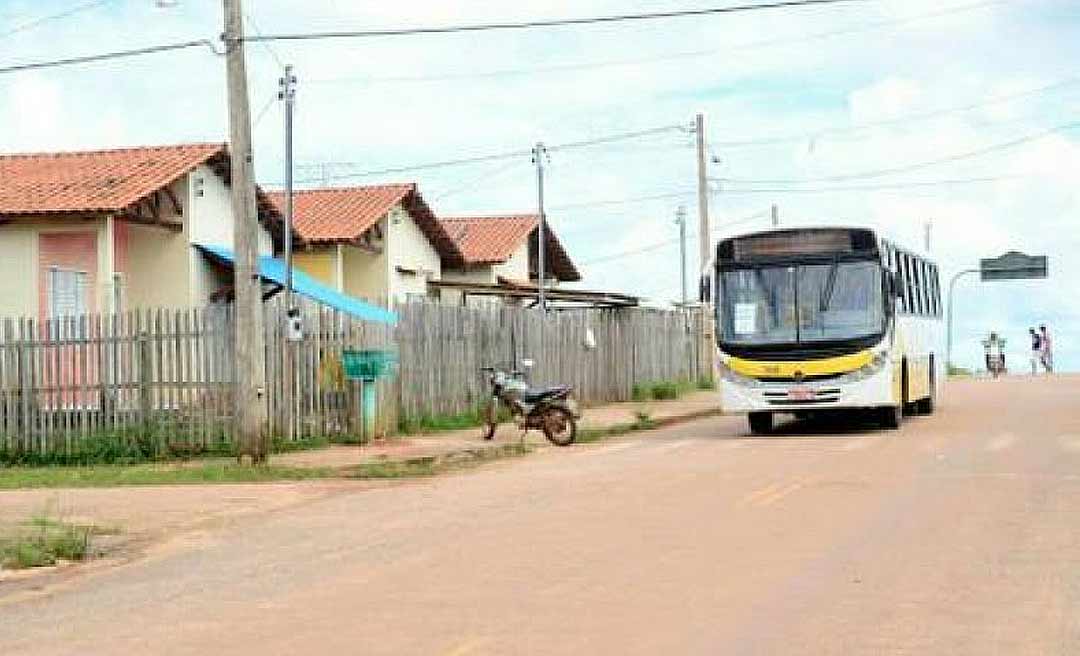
(1040, 324, 1054, 373)
(1029, 327, 1042, 375)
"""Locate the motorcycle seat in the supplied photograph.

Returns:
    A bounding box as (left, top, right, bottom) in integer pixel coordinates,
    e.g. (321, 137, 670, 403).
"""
(522, 385, 571, 404)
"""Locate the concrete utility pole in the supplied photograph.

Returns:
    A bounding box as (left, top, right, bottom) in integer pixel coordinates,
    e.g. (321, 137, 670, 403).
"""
(675, 206, 688, 306)
(694, 113, 710, 276)
(532, 142, 548, 313)
(771, 203, 779, 227)
(223, 0, 268, 462)
(279, 63, 297, 442)
(924, 219, 933, 252)
(279, 65, 297, 307)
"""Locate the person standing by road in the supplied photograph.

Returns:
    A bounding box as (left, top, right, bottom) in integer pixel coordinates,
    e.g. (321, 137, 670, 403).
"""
(1040, 324, 1054, 373)
(1030, 328, 1042, 375)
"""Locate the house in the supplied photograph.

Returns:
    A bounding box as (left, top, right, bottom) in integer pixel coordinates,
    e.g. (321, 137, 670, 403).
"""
(266, 184, 462, 305)
(0, 143, 287, 320)
(435, 214, 580, 304)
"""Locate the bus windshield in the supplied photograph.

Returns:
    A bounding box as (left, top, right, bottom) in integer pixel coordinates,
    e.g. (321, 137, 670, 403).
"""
(719, 260, 885, 345)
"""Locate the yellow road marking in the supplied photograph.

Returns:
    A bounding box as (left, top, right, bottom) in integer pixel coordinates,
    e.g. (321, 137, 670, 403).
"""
(444, 637, 490, 656)
(736, 482, 785, 508)
(755, 481, 805, 507)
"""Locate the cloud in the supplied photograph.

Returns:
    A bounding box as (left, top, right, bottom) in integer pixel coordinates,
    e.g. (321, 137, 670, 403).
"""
(2, 0, 1078, 369)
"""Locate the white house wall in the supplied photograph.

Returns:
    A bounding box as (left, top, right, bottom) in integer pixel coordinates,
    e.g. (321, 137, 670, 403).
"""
(186, 164, 274, 305)
(386, 205, 441, 302)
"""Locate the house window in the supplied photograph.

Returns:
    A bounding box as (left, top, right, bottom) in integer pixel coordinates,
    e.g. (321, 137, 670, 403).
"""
(47, 267, 88, 339)
(48, 267, 87, 319)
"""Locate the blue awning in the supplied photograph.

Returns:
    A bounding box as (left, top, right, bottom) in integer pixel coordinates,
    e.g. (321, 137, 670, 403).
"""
(196, 244, 397, 325)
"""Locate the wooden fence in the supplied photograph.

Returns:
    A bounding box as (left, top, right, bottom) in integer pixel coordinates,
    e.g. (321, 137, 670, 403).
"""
(0, 301, 705, 456)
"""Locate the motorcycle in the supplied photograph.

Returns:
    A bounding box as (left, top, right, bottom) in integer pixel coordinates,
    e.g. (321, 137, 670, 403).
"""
(480, 360, 580, 446)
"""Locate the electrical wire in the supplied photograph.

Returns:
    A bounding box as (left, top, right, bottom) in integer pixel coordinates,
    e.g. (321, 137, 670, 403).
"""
(0, 39, 219, 76)
(710, 74, 1080, 148)
(281, 123, 688, 185)
(305, 0, 999, 87)
(714, 176, 1021, 193)
(245, 11, 286, 68)
(580, 210, 770, 266)
(431, 159, 525, 201)
(718, 121, 1080, 184)
(1, 0, 109, 39)
(241, 1, 871, 44)
(252, 93, 278, 129)
(551, 190, 696, 211)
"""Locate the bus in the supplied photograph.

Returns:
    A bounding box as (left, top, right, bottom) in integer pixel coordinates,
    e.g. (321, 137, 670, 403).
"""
(711, 226, 944, 434)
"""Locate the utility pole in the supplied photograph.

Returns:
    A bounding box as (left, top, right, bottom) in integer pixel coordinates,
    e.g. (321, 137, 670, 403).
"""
(279, 63, 297, 442)
(532, 143, 548, 313)
(279, 65, 297, 306)
(694, 113, 710, 277)
(675, 206, 688, 306)
(222, 0, 268, 463)
(771, 203, 779, 227)
(924, 219, 933, 252)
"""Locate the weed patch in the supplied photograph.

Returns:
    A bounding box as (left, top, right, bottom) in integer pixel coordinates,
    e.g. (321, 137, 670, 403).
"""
(0, 508, 115, 570)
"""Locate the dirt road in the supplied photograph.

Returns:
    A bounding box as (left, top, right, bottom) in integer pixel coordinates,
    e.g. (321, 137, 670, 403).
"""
(3, 376, 1080, 655)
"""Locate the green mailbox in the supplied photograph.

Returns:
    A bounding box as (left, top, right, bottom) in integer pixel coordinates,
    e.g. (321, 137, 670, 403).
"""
(342, 349, 398, 442)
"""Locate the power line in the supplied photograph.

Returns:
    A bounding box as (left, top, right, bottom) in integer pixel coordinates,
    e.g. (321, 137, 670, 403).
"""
(1, 0, 109, 40)
(252, 93, 278, 129)
(431, 159, 524, 201)
(305, 0, 998, 87)
(242, 1, 871, 44)
(714, 176, 1021, 193)
(280, 123, 687, 185)
(0, 39, 219, 76)
(551, 190, 696, 211)
(580, 210, 770, 266)
(710, 73, 1080, 148)
(245, 12, 286, 68)
(717, 121, 1080, 184)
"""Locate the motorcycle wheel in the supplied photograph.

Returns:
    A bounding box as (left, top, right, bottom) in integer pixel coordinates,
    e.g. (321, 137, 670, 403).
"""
(481, 399, 497, 441)
(541, 407, 577, 446)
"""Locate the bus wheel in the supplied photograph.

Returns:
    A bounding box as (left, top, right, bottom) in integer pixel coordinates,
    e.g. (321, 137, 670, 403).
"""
(748, 412, 773, 435)
(878, 405, 902, 430)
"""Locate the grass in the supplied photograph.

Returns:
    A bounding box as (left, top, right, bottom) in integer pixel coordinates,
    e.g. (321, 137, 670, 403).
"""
(345, 443, 531, 479)
(632, 379, 701, 402)
(0, 443, 532, 489)
(947, 364, 973, 377)
(0, 463, 337, 490)
(0, 508, 117, 570)
(397, 406, 511, 436)
(576, 412, 659, 444)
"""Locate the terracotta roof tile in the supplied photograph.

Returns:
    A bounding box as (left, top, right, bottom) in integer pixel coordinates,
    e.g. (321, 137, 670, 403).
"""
(440, 214, 580, 282)
(0, 143, 226, 214)
(266, 184, 413, 243)
(439, 215, 539, 264)
(267, 184, 464, 264)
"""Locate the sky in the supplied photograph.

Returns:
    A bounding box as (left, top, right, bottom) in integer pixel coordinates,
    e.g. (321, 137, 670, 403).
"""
(1, 0, 1078, 373)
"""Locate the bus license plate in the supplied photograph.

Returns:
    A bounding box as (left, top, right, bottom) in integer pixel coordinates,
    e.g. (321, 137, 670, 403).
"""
(788, 386, 815, 401)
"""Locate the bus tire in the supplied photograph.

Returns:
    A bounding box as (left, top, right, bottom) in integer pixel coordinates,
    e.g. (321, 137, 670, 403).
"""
(901, 360, 913, 415)
(879, 404, 902, 430)
(748, 412, 773, 435)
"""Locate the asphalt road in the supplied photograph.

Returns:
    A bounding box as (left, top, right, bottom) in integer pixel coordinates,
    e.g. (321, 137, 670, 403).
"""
(3, 376, 1080, 655)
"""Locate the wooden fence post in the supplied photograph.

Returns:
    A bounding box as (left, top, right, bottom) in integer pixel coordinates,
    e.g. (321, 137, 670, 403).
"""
(138, 331, 152, 426)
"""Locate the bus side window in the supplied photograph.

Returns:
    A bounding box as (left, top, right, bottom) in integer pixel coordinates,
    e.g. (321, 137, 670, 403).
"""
(928, 262, 937, 317)
(898, 252, 907, 313)
(914, 259, 926, 316)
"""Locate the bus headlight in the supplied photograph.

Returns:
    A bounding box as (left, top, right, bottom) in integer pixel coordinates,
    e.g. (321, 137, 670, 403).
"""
(841, 350, 889, 383)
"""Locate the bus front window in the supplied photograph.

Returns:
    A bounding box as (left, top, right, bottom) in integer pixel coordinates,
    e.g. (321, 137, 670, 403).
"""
(720, 261, 884, 345)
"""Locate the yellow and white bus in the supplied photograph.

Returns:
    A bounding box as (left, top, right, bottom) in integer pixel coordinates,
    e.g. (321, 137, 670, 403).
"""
(711, 226, 944, 433)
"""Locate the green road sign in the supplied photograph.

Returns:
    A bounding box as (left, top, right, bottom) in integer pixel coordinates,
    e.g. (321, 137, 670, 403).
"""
(979, 251, 1048, 281)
